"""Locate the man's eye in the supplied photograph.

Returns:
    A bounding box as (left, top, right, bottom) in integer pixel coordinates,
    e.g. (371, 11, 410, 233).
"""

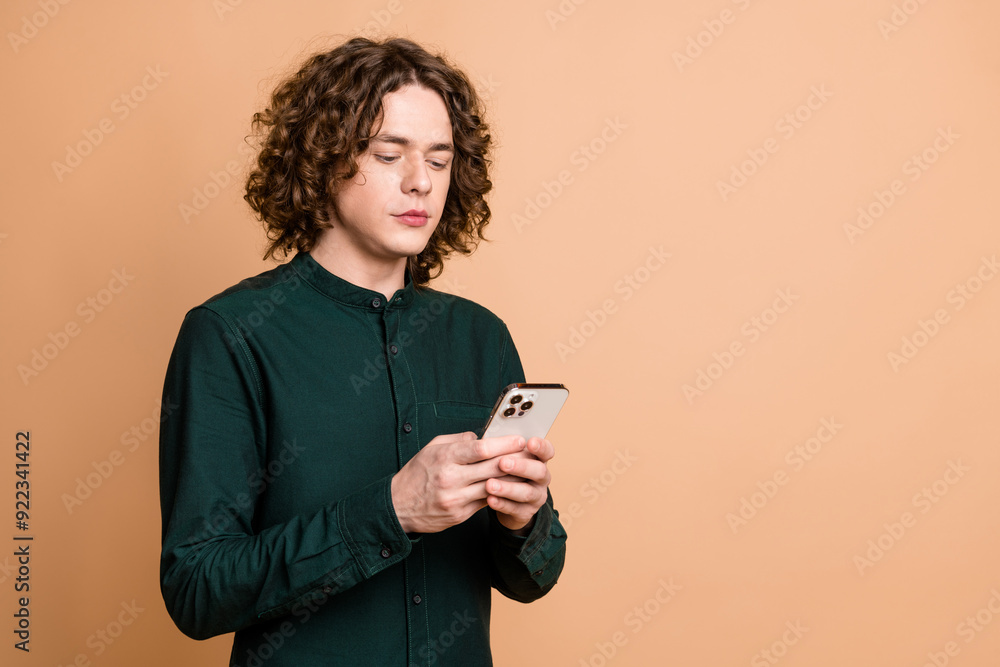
(428, 160, 448, 170)
(374, 154, 399, 163)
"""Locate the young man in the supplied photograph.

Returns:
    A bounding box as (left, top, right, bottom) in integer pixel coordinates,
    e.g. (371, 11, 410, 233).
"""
(158, 37, 567, 666)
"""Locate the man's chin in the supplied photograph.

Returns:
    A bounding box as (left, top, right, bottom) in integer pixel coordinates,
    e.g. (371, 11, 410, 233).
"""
(392, 238, 435, 259)
(379, 245, 431, 266)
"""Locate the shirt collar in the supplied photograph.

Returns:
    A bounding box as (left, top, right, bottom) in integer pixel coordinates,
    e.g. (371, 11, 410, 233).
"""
(290, 251, 417, 310)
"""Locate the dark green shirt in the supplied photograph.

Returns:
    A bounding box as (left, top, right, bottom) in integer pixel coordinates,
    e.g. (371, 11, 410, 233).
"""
(158, 252, 567, 666)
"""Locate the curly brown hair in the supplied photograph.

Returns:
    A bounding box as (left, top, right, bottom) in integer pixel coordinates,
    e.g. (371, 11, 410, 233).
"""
(244, 37, 493, 286)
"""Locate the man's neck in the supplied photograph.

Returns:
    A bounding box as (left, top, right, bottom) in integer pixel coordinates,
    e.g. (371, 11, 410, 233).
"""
(309, 236, 407, 300)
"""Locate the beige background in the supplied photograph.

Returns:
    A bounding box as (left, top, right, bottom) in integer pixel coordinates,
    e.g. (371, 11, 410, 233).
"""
(2, 0, 999, 665)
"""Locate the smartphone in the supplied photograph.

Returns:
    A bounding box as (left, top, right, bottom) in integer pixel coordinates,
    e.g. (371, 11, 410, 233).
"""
(481, 383, 569, 440)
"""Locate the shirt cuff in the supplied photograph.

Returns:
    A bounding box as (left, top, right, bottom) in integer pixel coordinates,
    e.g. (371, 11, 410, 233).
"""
(489, 502, 558, 578)
(338, 475, 412, 578)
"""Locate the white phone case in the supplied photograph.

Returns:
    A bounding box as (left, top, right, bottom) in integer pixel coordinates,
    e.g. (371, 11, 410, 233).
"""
(481, 383, 569, 440)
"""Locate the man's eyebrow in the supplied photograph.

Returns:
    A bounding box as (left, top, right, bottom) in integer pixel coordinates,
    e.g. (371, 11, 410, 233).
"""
(372, 133, 454, 153)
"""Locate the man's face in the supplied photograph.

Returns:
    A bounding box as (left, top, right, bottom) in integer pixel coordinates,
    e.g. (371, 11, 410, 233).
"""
(328, 84, 454, 270)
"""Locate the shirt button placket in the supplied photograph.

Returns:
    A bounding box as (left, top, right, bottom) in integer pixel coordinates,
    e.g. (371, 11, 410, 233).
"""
(386, 297, 428, 665)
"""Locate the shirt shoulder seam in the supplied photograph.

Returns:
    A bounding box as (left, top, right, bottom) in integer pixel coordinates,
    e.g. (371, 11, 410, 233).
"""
(192, 304, 265, 404)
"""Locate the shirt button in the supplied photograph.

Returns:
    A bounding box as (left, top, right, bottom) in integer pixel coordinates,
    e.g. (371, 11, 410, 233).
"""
(322, 586, 332, 594)
(389, 344, 399, 355)
(380, 547, 392, 558)
(412, 593, 422, 605)
(533, 569, 544, 577)
(371, 297, 381, 308)
(403, 422, 412, 433)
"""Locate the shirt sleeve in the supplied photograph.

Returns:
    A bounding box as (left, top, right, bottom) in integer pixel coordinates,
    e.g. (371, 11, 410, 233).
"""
(158, 306, 413, 640)
(487, 322, 568, 602)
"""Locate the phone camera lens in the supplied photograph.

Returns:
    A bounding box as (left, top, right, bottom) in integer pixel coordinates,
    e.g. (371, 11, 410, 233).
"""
(503, 407, 516, 417)
(510, 395, 523, 405)
(520, 401, 533, 410)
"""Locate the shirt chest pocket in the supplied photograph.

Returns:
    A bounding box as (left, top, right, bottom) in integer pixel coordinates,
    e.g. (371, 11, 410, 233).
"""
(418, 401, 493, 444)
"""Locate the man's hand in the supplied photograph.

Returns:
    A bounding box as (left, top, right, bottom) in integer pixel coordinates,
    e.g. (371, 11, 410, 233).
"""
(391, 431, 530, 534)
(485, 437, 554, 535)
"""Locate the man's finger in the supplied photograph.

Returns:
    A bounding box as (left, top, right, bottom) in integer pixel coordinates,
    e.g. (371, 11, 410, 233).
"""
(460, 456, 523, 485)
(496, 456, 550, 485)
(461, 496, 490, 516)
(437, 481, 492, 510)
(525, 437, 555, 462)
(429, 430, 479, 446)
(454, 434, 525, 465)
(486, 477, 543, 505)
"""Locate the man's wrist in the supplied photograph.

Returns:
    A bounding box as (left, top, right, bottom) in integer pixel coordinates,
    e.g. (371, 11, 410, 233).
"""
(389, 473, 413, 534)
(494, 510, 536, 537)
(509, 517, 535, 537)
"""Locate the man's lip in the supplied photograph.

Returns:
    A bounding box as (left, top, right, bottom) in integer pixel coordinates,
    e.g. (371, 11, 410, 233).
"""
(394, 210, 430, 227)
